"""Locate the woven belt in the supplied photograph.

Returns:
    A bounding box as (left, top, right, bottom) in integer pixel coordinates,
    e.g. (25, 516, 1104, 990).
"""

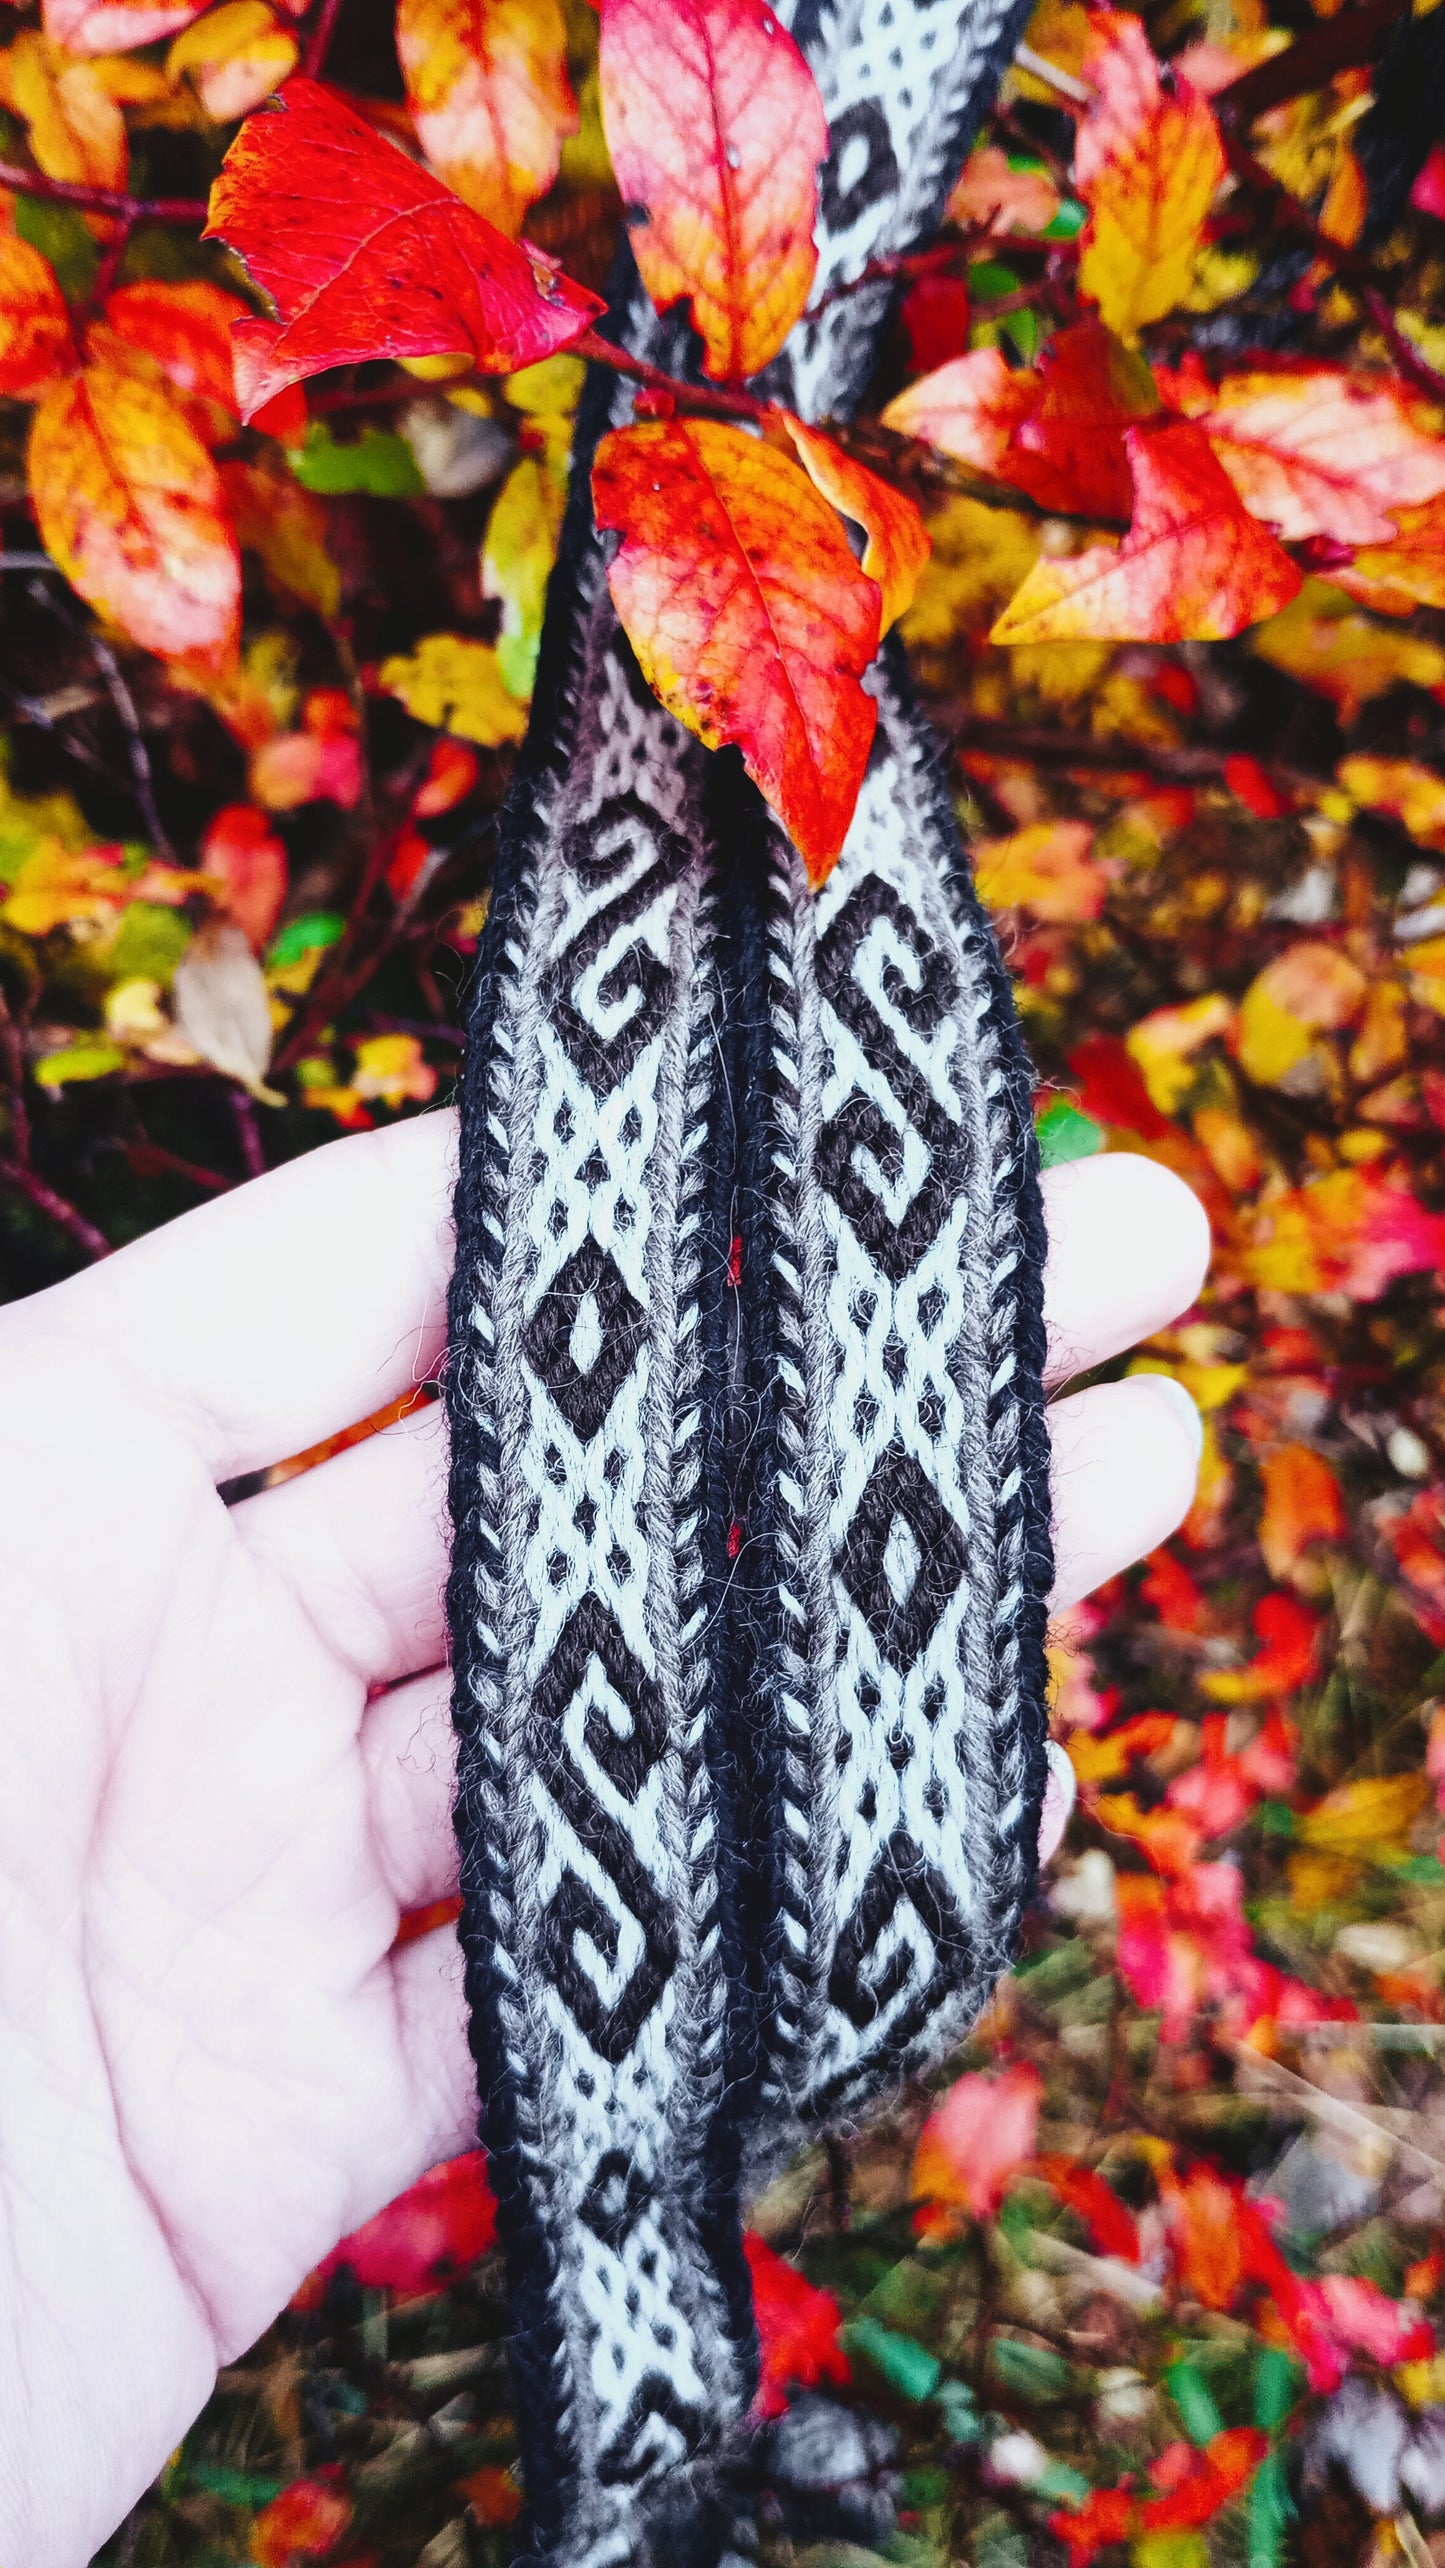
(444, 1, 1052, 2554)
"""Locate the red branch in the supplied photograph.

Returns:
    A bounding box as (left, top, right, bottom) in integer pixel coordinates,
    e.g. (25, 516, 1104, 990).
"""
(0, 1157, 111, 1260)
(0, 159, 208, 222)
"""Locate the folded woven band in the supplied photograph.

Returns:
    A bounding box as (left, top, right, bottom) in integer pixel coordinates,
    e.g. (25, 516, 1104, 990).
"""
(445, 2, 1052, 2557)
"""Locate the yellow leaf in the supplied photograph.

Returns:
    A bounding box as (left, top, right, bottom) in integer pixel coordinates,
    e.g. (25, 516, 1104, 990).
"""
(481, 453, 565, 701)
(1250, 580, 1445, 724)
(973, 820, 1103, 922)
(1074, 10, 1226, 340)
(1126, 992, 1235, 1114)
(0, 836, 129, 934)
(379, 633, 529, 744)
(1339, 756, 1445, 853)
(898, 494, 1040, 665)
(168, 0, 298, 121)
(397, 0, 576, 236)
(1236, 941, 1367, 1087)
(1294, 1773, 1430, 1852)
(351, 1032, 437, 1106)
(0, 31, 127, 188)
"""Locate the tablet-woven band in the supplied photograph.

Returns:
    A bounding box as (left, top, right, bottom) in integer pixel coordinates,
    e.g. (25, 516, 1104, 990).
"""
(445, 3, 1051, 2557)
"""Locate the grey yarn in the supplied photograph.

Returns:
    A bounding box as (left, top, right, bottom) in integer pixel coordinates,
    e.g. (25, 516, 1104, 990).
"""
(443, 0, 1054, 2558)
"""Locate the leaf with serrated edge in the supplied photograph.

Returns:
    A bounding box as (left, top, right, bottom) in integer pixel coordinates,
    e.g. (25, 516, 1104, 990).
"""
(397, 0, 576, 236)
(29, 362, 241, 662)
(780, 414, 929, 633)
(593, 417, 880, 881)
(992, 420, 1299, 644)
(1074, 6, 1225, 341)
(204, 77, 603, 420)
(598, 0, 826, 383)
(1158, 357, 1445, 548)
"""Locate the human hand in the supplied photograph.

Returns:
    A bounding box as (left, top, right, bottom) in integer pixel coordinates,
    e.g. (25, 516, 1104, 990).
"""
(0, 1116, 1207, 2568)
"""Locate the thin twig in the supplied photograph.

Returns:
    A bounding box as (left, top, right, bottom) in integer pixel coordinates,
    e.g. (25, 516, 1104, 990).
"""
(1212, 0, 1409, 129)
(84, 627, 176, 863)
(303, 0, 346, 77)
(0, 160, 208, 222)
(1014, 40, 1092, 104)
(0, 1158, 111, 1259)
(936, 710, 1327, 798)
(230, 1087, 267, 1181)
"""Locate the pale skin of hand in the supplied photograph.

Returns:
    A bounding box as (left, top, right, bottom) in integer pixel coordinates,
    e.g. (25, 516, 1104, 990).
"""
(0, 1116, 1209, 2568)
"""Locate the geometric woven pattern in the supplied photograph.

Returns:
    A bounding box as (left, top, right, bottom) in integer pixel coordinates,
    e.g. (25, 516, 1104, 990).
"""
(445, 0, 1050, 2556)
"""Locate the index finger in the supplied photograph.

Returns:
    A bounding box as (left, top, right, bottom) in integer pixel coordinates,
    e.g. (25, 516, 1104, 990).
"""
(7, 1110, 457, 1483)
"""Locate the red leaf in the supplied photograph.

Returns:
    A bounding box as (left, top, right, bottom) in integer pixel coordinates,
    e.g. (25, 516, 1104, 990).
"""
(201, 802, 287, 949)
(1048, 2487, 1137, 2567)
(592, 416, 880, 881)
(780, 412, 930, 633)
(1200, 1590, 1319, 1702)
(597, 0, 826, 383)
(1033, 2155, 1141, 2263)
(999, 316, 1160, 522)
(900, 272, 971, 375)
(1068, 1032, 1172, 1139)
(204, 78, 603, 421)
(744, 2232, 850, 2418)
(1413, 143, 1445, 222)
(992, 420, 1301, 644)
(294, 2151, 498, 2306)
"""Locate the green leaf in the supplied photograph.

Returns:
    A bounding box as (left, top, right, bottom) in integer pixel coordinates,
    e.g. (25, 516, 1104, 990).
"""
(183, 2462, 287, 2504)
(841, 2316, 942, 2401)
(1246, 2449, 1292, 2568)
(14, 193, 97, 300)
(1252, 2346, 1301, 2431)
(288, 422, 426, 499)
(1132, 2537, 1208, 2568)
(106, 902, 193, 988)
(266, 911, 345, 969)
(1043, 197, 1087, 242)
(984, 2335, 1074, 2405)
(1163, 2359, 1224, 2446)
(33, 1039, 125, 1087)
(1036, 1098, 1106, 1167)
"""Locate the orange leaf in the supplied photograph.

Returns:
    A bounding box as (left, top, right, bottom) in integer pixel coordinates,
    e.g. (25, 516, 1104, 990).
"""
(397, 0, 577, 235)
(911, 2064, 1042, 2233)
(1157, 357, 1445, 547)
(991, 421, 1300, 644)
(744, 2232, 850, 2418)
(452, 2465, 523, 2526)
(880, 345, 1037, 477)
(0, 227, 75, 398)
(1033, 2155, 1141, 2262)
(43, 0, 207, 57)
(947, 142, 1059, 236)
(250, 2471, 351, 2566)
(591, 416, 880, 882)
(779, 413, 929, 632)
(28, 362, 241, 663)
(204, 77, 603, 420)
(597, 0, 826, 383)
(201, 803, 287, 949)
(1074, 6, 1226, 340)
(169, 0, 300, 121)
(1258, 1443, 1345, 1581)
(103, 279, 250, 426)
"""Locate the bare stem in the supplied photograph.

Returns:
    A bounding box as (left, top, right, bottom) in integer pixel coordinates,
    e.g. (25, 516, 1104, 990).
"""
(0, 160, 208, 221)
(0, 1159, 111, 1260)
(303, 0, 346, 78)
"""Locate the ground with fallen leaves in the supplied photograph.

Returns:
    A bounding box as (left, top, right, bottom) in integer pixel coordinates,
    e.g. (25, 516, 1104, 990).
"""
(2, 0, 1445, 2560)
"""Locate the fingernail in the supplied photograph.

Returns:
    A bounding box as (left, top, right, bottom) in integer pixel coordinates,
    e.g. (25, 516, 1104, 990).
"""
(1146, 1372, 1203, 1460)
